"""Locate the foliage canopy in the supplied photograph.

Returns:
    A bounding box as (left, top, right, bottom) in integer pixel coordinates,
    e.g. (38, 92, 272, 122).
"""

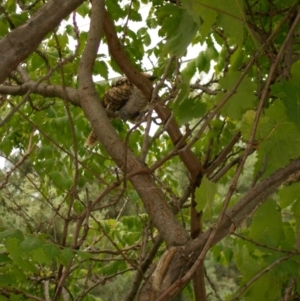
(0, 0, 300, 300)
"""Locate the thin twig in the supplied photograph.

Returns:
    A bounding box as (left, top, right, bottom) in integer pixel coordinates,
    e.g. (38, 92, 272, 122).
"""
(233, 233, 300, 255)
(44, 281, 51, 301)
(229, 254, 294, 301)
(140, 56, 175, 161)
(204, 268, 223, 301)
(0, 130, 35, 190)
(155, 8, 300, 301)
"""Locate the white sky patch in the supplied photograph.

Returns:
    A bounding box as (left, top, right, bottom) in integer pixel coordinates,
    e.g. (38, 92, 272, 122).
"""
(0, 157, 4, 169)
(61, 3, 208, 82)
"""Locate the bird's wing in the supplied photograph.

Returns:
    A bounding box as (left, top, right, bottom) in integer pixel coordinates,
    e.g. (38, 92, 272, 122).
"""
(103, 78, 133, 112)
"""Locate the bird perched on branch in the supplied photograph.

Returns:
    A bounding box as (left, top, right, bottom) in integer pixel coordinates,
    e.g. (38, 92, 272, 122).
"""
(85, 73, 156, 146)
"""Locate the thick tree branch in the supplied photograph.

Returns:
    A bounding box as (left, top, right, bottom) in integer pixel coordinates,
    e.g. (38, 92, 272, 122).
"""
(0, 0, 85, 84)
(155, 11, 300, 298)
(103, 13, 205, 297)
(0, 81, 80, 106)
(103, 10, 203, 185)
(78, 1, 188, 247)
(140, 158, 300, 301)
(191, 158, 300, 252)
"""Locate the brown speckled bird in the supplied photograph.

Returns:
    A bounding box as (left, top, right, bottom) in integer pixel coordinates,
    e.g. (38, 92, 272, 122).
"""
(85, 73, 156, 146)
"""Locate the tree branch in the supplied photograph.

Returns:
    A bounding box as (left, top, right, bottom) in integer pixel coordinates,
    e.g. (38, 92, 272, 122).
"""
(103, 10, 203, 186)
(229, 254, 293, 301)
(0, 78, 81, 106)
(0, 0, 85, 84)
(152, 157, 300, 301)
(78, 2, 188, 247)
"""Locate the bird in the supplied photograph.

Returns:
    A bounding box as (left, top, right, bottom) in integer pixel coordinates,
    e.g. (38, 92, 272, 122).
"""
(85, 73, 156, 146)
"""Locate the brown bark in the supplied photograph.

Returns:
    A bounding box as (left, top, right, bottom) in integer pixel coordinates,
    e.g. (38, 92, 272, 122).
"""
(0, 82, 81, 106)
(78, 1, 189, 247)
(103, 11, 203, 186)
(144, 158, 300, 301)
(0, 0, 85, 84)
(103, 10, 207, 300)
(191, 208, 206, 301)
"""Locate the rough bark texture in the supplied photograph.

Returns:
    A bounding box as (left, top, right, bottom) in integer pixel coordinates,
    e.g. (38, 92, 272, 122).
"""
(0, 0, 85, 84)
(138, 158, 300, 300)
(0, 82, 81, 106)
(103, 11, 203, 186)
(78, 2, 189, 247)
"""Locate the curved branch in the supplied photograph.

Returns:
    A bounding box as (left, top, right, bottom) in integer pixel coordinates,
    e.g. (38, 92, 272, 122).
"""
(78, 2, 188, 246)
(0, 80, 80, 106)
(103, 10, 203, 185)
(0, 0, 85, 84)
(187, 157, 300, 253)
(145, 158, 300, 301)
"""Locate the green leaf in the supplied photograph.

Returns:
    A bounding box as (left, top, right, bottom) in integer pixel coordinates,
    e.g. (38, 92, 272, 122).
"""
(94, 60, 109, 79)
(244, 275, 279, 301)
(0, 273, 16, 285)
(60, 248, 74, 266)
(11, 11, 28, 27)
(42, 243, 60, 260)
(57, 34, 69, 50)
(106, 0, 126, 20)
(160, 7, 200, 56)
(32, 247, 51, 265)
(195, 176, 217, 214)
(173, 97, 207, 125)
(181, 61, 197, 84)
(240, 110, 269, 141)
(5, 237, 37, 273)
(129, 9, 142, 22)
(279, 183, 300, 209)
(120, 216, 143, 232)
(49, 171, 72, 191)
(233, 244, 261, 282)
(0, 16, 9, 38)
(249, 199, 284, 247)
(10, 294, 23, 301)
(255, 100, 300, 176)
(195, 52, 210, 73)
(0, 229, 24, 241)
(191, 0, 218, 39)
(216, 0, 244, 46)
(99, 260, 127, 275)
(137, 27, 151, 47)
(77, 3, 90, 18)
(20, 236, 43, 252)
(230, 46, 245, 71)
(0, 253, 11, 264)
(271, 61, 300, 130)
(73, 199, 85, 213)
(5, 0, 16, 12)
(220, 72, 257, 119)
(156, 4, 182, 37)
(292, 199, 300, 225)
